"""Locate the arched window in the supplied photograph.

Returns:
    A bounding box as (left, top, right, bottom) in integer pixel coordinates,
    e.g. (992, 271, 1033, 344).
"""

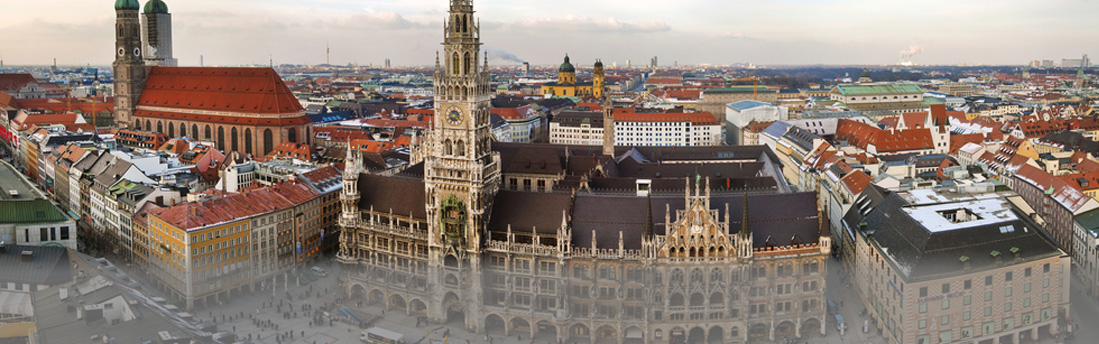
(288, 128, 297, 143)
(146, 120, 151, 131)
(231, 127, 239, 152)
(452, 53, 460, 75)
(245, 129, 253, 155)
(456, 140, 465, 157)
(133, 121, 141, 130)
(156, 122, 163, 134)
(179, 123, 186, 137)
(263, 129, 273, 155)
(445, 139, 453, 155)
(192, 125, 198, 138)
(205, 125, 212, 140)
(217, 127, 225, 151)
(463, 52, 472, 75)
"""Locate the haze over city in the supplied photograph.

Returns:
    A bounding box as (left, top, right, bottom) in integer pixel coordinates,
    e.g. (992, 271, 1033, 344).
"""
(2, 0, 1097, 66)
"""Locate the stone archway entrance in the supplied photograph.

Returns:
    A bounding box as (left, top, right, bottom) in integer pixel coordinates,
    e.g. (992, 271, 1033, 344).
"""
(595, 325, 617, 344)
(368, 289, 384, 305)
(623, 326, 644, 344)
(688, 327, 705, 344)
(802, 318, 822, 337)
(350, 284, 366, 299)
(749, 324, 769, 342)
(535, 321, 557, 343)
(484, 314, 505, 336)
(775, 321, 796, 338)
(707, 326, 724, 344)
(569, 324, 591, 344)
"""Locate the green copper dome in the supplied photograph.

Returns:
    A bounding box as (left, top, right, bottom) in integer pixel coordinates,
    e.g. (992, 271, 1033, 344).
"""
(144, 0, 168, 14)
(115, 0, 140, 10)
(559, 55, 576, 73)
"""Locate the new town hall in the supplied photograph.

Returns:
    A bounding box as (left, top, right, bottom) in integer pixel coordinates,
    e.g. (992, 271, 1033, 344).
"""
(337, 1, 831, 343)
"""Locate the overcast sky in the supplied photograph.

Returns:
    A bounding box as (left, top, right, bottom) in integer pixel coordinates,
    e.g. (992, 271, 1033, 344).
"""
(2, 0, 1096, 67)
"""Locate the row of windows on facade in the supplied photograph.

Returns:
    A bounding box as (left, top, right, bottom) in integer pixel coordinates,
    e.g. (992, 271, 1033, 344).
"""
(912, 308, 1054, 344)
(23, 226, 71, 242)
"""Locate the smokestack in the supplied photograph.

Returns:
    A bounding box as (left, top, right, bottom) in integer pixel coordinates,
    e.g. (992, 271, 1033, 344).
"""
(523, 62, 530, 77)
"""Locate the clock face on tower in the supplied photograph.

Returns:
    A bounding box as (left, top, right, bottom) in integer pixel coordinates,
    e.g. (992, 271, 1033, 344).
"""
(447, 108, 463, 125)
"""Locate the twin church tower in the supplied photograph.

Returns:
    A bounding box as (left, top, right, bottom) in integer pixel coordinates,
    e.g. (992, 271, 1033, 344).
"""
(112, 0, 175, 128)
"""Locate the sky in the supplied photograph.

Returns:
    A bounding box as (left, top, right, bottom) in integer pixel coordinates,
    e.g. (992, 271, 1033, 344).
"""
(1, 0, 1096, 67)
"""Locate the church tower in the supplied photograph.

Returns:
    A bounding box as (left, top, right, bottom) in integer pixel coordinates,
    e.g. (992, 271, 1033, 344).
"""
(602, 97, 615, 157)
(113, 0, 146, 129)
(593, 59, 605, 98)
(425, 0, 501, 266)
(557, 55, 576, 85)
(141, 0, 177, 67)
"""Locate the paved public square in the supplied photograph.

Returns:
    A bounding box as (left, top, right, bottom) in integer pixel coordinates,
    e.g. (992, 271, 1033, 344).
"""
(111, 256, 1099, 344)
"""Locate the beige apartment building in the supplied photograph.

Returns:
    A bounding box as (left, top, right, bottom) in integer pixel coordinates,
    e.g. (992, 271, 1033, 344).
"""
(842, 186, 1070, 344)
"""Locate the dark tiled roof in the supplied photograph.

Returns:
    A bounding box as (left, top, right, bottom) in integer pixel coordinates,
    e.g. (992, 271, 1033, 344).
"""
(0, 245, 72, 286)
(844, 188, 1063, 281)
(570, 192, 819, 250)
(487, 191, 573, 235)
(358, 173, 426, 220)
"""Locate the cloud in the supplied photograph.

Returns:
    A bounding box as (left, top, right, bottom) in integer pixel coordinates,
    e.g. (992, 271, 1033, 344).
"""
(511, 15, 670, 34)
(713, 31, 749, 40)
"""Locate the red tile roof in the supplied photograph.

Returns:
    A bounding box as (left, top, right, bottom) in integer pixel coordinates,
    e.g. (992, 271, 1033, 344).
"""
(150, 182, 319, 231)
(662, 90, 702, 100)
(840, 170, 871, 195)
(266, 142, 318, 162)
(835, 119, 933, 153)
(949, 133, 985, 154)
(1015, 164, 1094, 212)
(490, 106, 539, 121)
(136, 67, 304, 114)
(0, 74, 37, 92)
(134, 109, 311, 126)
(11, 112, 83, 131)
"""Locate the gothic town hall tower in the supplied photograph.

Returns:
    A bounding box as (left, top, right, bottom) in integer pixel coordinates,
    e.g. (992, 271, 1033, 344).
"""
(425, 0, 501, 270)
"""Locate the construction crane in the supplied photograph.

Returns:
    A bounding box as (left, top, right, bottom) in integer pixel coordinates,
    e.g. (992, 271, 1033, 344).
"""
(731, 76, 760, 100)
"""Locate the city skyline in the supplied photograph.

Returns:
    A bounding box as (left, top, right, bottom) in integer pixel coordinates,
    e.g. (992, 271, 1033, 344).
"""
(1, 0, 1097, 67)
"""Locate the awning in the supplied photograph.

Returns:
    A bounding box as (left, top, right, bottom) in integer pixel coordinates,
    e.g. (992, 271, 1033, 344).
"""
(626, 327, 644, 339)
(0, 291, 33, 316)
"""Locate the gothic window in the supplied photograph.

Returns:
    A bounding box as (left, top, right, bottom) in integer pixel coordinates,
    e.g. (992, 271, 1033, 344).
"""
(452, 53, 460, 75)
(456, 140, 465, 157)
(180, 123, 186, 137)
(288, 128, 297, 143)
(263, 129, 273, 154)
(671, 269, 683, 285)
(231, 127, 239, 152)
(157, 121, 163, 134)
(146, 120, 151, 131)
(669, 293, 684, 307)
(445, 139, 453, 155)
(192, 125, 198, 139)
(463, 52, 472, 76)
(691, 268, 703, 284)
(205, 125, 212, 140)
(710, 292, 725, 305)
(245, 129, 253, 155)
(711, 269, 723, 284)
(218, 127, 225, 150)
(168, 122, 175, 137)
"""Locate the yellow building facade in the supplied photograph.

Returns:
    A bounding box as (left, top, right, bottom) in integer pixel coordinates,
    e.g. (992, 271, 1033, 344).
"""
(541, 55, 605, 98)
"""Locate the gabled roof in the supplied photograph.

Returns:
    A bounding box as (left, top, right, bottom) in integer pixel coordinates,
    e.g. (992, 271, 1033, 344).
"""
(136, 67, 304, 114)
(1015, 164, 1095, 212)
(0, 74, 37, 92)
